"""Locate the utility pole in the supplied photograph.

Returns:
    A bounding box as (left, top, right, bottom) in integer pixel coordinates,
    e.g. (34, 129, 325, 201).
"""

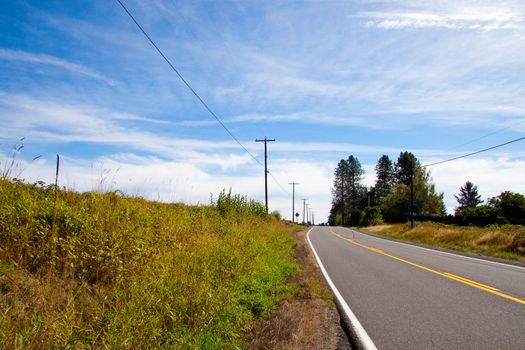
(255, 137, 275, 213)
(309, 207, 312, 224)
(410, 159, 414, 229)
(301, 199, 308, 224)
(312, 211, 315, 226)
(288, 182, 299, 223)
(306, 204, 309, 224)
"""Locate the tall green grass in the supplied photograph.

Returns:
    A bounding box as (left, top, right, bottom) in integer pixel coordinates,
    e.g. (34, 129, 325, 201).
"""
(0, 180, 298, 349)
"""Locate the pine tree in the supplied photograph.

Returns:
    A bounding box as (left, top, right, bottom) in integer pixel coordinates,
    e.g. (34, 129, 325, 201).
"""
(330, 159, 349, 225)
(329, 156, 366, 225)
(374, 155, 395, 200)
(455, 181, 483, 209)
(395, 151, 417, 186)
(346, 155, 365, 211)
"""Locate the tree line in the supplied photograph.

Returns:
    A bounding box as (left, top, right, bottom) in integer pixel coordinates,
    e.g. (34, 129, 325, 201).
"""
(328, 152, 525, 227)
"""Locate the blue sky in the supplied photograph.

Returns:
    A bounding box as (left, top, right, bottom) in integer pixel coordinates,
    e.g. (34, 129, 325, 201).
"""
(1, 0, 525, 221)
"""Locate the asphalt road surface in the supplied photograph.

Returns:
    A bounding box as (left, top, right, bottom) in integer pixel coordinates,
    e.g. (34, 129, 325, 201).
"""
(308, 226, 525, 350)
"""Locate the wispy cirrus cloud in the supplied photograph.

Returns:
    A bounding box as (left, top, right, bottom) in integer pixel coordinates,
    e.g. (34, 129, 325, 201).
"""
(8, 94, 523, 165)
(0, 48, 119, 86)
(358, 1, 525, 32)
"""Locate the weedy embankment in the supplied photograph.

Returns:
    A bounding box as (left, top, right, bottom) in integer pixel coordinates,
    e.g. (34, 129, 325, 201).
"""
(0, 180, 298, 349)
(246, 228, 350, 350)
(362, 222, 525, 262)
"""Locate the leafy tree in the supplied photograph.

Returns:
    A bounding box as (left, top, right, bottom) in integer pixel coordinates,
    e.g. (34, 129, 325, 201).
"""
(456, 205, 505, 226)
(454, 181, 482, 210)
(360, 206, 383, 226)
(380, 184, 410, 222)
(488, 191, 525, 225)
(381, 153, 444, 222)
(374, 155, 395, 200)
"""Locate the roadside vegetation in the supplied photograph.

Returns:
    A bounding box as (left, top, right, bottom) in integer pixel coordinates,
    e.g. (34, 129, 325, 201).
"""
(247, 229, 348, 350)
(328, 151, 525, 262)
(0, 180, 299, 349)
(362, 222, 525, 262)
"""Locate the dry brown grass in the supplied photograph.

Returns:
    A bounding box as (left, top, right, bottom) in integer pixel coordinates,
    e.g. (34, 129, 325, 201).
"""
(362, 222, 525, 262)
(364, 224, 394, 233)
(246, 229, 349, 350)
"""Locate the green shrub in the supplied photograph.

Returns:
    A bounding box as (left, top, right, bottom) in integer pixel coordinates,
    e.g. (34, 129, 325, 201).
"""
(0, 180, 297, 349)
(456, 205, 506, 226)
(361, 206, 383, 226)
(488, 191, 525, 225)
(215, 189, 267, 218)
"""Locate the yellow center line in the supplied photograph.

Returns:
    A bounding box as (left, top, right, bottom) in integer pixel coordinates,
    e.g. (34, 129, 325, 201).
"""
(329, 228, 525, 306)
(442, 273, 500, 292)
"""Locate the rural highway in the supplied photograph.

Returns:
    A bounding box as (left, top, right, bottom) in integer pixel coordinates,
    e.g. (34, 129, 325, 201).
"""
(308, 226, 525, 350)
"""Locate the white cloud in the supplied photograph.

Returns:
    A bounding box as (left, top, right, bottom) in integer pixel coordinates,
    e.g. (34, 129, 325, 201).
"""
(0, 48, 119, 86)
(425, 157, 525, 213)
(4, 93, 523, 171)
(0, 152, 313, 219)
(0, 93, 254, 168)
(358, 1, 525, 31)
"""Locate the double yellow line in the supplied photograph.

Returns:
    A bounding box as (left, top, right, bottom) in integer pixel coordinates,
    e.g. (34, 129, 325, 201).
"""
(329, 228, 525, 306)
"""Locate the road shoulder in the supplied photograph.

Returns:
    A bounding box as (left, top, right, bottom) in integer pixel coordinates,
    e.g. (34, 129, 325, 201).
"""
(246, 228, 351, 350)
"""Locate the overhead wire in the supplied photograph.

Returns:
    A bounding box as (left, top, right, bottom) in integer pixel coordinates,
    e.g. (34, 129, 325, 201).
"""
(444, 119, 525, 152)
(116, 0, 290, 195)
(173, 0, 289, 195)
(424, 136, 525, 167)
(116, 0, 262, 167)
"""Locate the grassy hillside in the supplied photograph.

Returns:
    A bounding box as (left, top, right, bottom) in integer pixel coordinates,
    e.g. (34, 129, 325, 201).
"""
(362, 222, 525, 262)
(0, 180, 299, 349)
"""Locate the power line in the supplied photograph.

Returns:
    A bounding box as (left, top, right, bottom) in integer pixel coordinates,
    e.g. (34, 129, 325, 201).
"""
(115, 0, 262, 167)
(444, 119, 525, 152)
(269, 171, 289, 194)
(424, 136, 525, 167)
(116, 0, 292, 199)
(445, 127, 511, 151)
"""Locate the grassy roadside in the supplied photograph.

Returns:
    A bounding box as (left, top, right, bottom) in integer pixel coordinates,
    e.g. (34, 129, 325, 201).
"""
(361, 222, 525, 263)
(0, 179, 299, 349)
(246, 228, 349, 350)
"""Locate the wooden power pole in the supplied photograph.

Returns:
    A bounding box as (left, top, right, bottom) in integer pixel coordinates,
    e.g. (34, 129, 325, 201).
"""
(288, 182, 299, 223)
(255, 137, 275, 212)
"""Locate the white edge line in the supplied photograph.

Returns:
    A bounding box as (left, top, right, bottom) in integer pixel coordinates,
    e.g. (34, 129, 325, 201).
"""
(306, 227, 378, 350)
(343, 227, 525, 271)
